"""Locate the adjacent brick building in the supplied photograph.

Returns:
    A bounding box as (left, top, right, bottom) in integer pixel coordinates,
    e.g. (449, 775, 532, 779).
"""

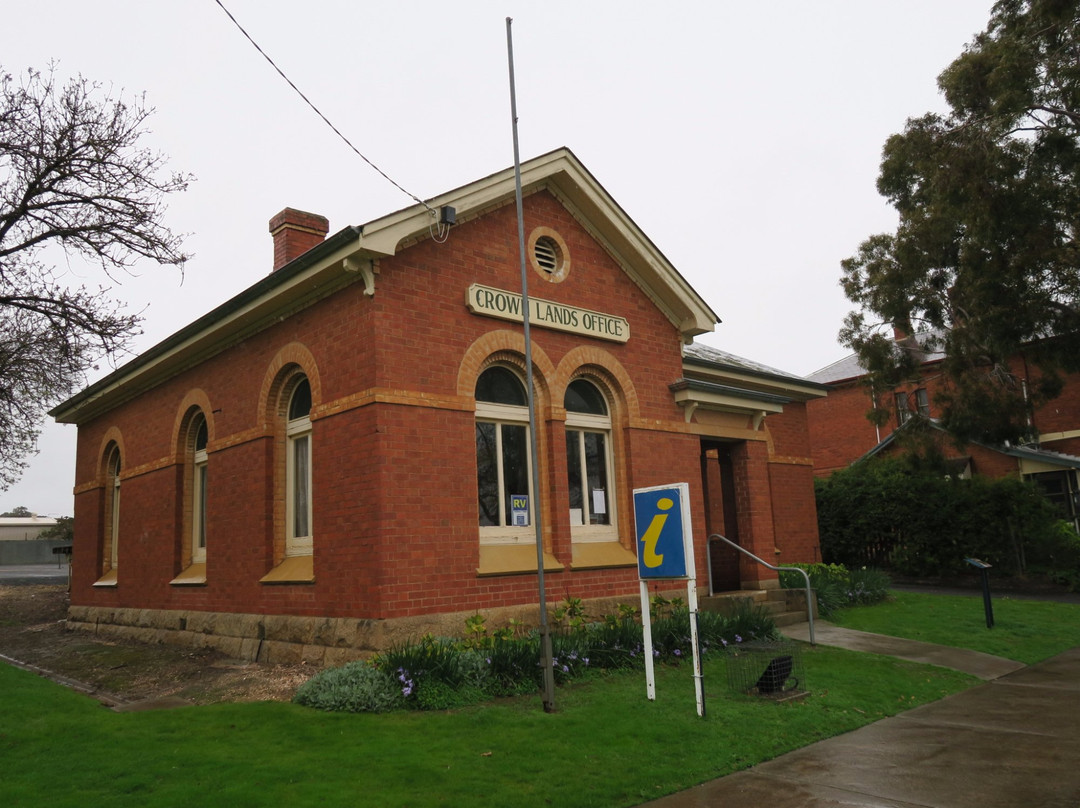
(52, 149, 826, 662)
(806, 333, 1080, 528)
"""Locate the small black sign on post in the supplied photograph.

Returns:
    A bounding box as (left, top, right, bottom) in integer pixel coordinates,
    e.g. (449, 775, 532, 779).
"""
(965, 557, 994, 629)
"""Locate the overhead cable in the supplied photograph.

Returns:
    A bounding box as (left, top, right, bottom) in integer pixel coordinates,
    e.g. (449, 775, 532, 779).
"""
(213, 0, 436, 217)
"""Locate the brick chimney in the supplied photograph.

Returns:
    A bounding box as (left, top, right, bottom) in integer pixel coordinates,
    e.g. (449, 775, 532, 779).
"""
(269, 208, 330, 271)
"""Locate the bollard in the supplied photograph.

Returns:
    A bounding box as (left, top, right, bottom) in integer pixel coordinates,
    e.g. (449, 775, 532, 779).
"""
(965, 557, 994, 629)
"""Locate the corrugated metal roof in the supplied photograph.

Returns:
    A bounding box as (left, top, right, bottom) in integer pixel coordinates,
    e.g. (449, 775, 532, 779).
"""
(807, 330, 948, 385)
(806, 353, 866, 384)
(683, 343, 815, 384)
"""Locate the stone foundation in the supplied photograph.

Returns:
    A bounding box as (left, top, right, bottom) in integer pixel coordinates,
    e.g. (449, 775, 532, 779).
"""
(66, 591, 684, 666)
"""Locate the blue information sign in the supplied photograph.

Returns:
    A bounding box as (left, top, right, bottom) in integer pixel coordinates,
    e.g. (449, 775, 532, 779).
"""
(633, 485, 689, 579)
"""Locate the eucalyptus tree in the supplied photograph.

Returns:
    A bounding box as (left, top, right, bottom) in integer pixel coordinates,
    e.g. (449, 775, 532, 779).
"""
(841, 0, 1080, 444)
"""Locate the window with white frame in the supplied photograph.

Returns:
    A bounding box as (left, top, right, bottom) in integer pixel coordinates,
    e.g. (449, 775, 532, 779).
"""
(895, 392, 911, 425)
(915, 388, 930, 417)
(286, 377, 313, 557)
(107, 445, 121, 572)
(564, 379, 616, 541)
(475, 366, 534, 543)
(191, 416, 208, 564)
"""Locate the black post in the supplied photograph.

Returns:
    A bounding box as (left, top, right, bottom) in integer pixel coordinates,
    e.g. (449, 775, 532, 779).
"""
(965, 557, 994, 629)
(979, 567, 994, 629)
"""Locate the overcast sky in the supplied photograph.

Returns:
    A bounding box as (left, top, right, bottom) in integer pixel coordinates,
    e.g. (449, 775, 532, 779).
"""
(2, 0, 996, 516)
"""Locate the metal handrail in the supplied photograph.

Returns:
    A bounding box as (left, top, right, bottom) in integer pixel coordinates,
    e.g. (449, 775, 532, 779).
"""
(707, 533, 815, 646)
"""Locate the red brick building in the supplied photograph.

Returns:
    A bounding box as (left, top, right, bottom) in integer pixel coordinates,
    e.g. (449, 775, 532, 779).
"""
(807, 335, 1080, 528)
(52, 149, 826, 662)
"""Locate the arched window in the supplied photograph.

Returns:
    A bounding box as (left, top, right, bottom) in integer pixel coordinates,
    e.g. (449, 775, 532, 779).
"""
(286, 377, 313, 556)
(565, 379, 616, 540)
(172, 412, 210, 585)
(95, 443, 122, 586)
(191, 415, 209, 564)
(475, 366, 533, 542)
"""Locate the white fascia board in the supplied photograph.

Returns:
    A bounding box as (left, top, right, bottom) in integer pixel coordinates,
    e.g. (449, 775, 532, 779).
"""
(683, 363, 828, 402)
(670, 385, 786, 416)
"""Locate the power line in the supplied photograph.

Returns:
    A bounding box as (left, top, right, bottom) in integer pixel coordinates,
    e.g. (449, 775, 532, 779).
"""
(213, 0, 435, 216)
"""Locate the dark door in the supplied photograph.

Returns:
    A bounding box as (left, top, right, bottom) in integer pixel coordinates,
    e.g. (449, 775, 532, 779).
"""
(701, 440, 741, 592)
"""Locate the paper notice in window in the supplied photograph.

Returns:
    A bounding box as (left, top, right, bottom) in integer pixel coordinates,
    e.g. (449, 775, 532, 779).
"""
(592, 489, 607, 515)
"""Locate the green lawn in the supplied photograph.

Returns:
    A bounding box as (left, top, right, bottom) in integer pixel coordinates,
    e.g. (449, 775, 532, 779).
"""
(2, 642, 972, 808)
(7, 591, 1077, 807)
(829, 590, 1080, 664)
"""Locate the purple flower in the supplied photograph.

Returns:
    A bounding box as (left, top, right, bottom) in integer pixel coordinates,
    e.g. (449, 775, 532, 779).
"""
(721, 638, 728, 647)
(562, 665, 569, 673)
(735, 634, 743, 643)
(583, 657, 590, 666)
(674, 649, 682, 657)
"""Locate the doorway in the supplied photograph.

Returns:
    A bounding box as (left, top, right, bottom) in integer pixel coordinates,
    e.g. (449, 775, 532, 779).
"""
(701, 440, 741, 593)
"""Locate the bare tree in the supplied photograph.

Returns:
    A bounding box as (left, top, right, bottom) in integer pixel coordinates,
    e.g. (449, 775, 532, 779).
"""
(0, 65, 191, 489)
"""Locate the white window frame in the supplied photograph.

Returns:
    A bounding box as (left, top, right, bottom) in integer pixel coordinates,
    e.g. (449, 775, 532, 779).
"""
(895, 392, 911, 425)
(109, 450, 121, 570)
(565, 409, 617, 543)
(286, 399, 313, 557)
(476, 399, 535, 545)
(192, 427, 208, 564)
(915, 388, 930, 417)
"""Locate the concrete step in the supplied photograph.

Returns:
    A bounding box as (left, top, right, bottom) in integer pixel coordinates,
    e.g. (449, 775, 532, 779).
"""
(700, 588, 817, 624)
(772, 610, 810, 627)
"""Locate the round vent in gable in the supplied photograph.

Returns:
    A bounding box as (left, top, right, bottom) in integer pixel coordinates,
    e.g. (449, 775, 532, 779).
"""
(528, 227, 570, 282)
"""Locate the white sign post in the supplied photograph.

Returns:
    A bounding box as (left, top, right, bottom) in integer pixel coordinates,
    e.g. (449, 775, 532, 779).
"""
(633, 483, 705, 717)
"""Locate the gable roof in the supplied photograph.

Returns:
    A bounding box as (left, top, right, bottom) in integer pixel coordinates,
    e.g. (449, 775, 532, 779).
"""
(51, 148, 719, 425)
(857, 417, 1080, 472)
(808, 331, 948, 385)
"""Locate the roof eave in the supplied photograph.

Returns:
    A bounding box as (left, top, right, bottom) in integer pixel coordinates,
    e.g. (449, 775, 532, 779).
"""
(51, 148, 721, 425)
(50, 226, 363, 425)
(683, 355, 828, 401)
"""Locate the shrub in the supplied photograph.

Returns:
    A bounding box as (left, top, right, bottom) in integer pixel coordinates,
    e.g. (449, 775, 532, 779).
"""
(816, 456, 1073, 578)
(1026, 520, 1080, 591)
(847, 566, 892, 604)
(294, 602, 780, 714)
(293, 661, 404, 713)
(779, 562, 891, 616)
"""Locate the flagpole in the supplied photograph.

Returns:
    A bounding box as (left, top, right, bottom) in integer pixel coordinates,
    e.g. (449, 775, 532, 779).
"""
(506, 16, 556, 713)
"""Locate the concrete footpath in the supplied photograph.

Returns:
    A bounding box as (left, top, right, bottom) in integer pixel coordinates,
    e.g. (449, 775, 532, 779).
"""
(640, 623, 1080, 808)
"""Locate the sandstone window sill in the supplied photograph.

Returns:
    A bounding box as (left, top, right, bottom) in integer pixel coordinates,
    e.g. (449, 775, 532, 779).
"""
(571, 541, 637, 570)
(170, 563, 207, 586)
(260, 555, 315, 584)
(478, 544, 562, 576)
(92, 569, 118, 587)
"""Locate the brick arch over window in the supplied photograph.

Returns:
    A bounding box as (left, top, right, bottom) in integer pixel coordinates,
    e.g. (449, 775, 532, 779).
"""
(171, 389, 214, 460)
(456, 330, 555, 407)
(171, 395, 214, 579)
(553, 346, 639, 422)
(94, 435, 124, 584)
(95, 427, 126, 488)
(258, 343, 322, 428)
(258, 345, 320, 582)
(555, 349, 636, 556)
